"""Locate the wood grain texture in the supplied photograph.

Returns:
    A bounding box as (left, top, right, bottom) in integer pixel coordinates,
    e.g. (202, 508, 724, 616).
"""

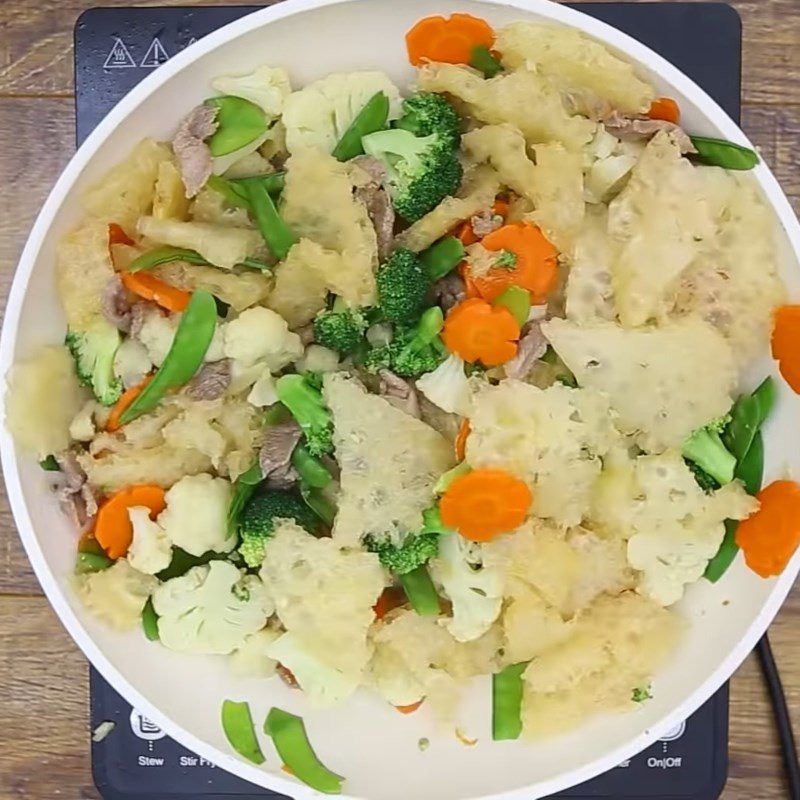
(0, 1, 798, 799)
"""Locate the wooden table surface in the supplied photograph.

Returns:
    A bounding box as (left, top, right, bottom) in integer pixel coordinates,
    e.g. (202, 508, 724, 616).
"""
(1, 0, 799, 797)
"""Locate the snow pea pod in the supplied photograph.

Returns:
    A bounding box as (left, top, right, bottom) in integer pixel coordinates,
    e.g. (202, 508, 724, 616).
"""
(222, 700, 265, 765)
(332, 91, 390, 162)
(119, 290, 218, 424)
(264, 708, 343, 794)
(291, 445, 332, 489)
(75, 550, 114, 574)
(494, 285, 531, 327)
(242, 177, 297, 261)
(205, 96, 268, 157)
(470, 44, 504, 78)
(420, 235, 465, 281)
(690, 136, 759, 170)
(399, 564, 441, 616)
(227, 461, 263, 537)
(300, 482, 337, 527)
(128, 246, 209, 273)
(492, 661, 527, 740)
(141, 598, 159, 641)
(723, 377, 776, 461)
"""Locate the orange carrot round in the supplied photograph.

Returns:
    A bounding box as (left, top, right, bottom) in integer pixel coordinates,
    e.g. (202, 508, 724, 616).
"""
(736, 480, 800, 578)
(440, 468, 531, 542)
(456, 199, 511, 246)
(94, 484, 167, 559)
(647, 97, 681, 124)
(455, 419, 471, 462)
(406, 13, 494, 66)
(395, 699, 425, 715)
(442, 298, 520, 366)
(121, 271, 191, 313)
(373, 586, 407, 620)
(106, 375, 154, 432)
(772, 305, 800, 393)
(463, 222, 559, 304)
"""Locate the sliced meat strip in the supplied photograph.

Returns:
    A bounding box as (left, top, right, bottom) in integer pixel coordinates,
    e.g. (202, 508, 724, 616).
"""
(351, 155, 388, 186)
(52, 451, 98, 532)
(128, 302, 151, 338)
(430, 272, 467, 313)
(603, 111, 696, 155)
(504, 321, 548, 381)
(185, 359, 233, 401)
(259, 418, 303, 490)
(173, 104, 219, 198)
(379, 370, 421, 419)
(102, 275, 135, 333)
(352, 155, 396, 261)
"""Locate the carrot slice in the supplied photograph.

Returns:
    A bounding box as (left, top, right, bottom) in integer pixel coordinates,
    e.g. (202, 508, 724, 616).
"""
(120, 271, 191, 313)
(456, 199, 510, 246)
(106, 375, 154, 432)
(395, 699, 425, 715)
(647, 97, 681, 124)
(108, 223, 135, 248)
(442, 298, 520, 367)
(373, 586, 407, 620)
(772, 305, 800, 393)
(464, 223, 559, 304)
(406, 13, 495, 67)
(455, 419, 471, 462)
(440, 468, 531, 542)
(94, 485, 167, 559)
(735, 480, 800, 578)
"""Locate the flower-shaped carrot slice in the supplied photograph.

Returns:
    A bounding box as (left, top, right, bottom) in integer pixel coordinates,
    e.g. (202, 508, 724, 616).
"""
(406, 13, 495, 67)
(442, 298, 520, 366)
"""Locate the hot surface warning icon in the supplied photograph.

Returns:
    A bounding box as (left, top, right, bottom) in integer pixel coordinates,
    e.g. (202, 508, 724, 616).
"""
(140, 38, 170, 68)
(103, 37, 136, 69)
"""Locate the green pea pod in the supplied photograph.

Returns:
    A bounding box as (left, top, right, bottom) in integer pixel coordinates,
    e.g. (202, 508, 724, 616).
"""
(264, 708, 343, 794)
(227, 461, 263, 537)
(470, 44, 504, 78)
(39, 455, 60, 471)
(399, 565, 441, 617)
(332, 91, 390, 162)
(156, 548, 222, 581)
(232, 172, 286, 195)
(207, 175, 253, 210)
(291, 445, 332, 489)
(242, 177, 297, 261)
(300, 482, 337, 527)
(494, 286, 531, 327)
(128, 246, 210, 273)
(705, 519, 741, 583)
(723, 377, 776, 461)
(221, 700, 265, 765)
(141, 598, 159, 641)
(75, 550, 114, 574)
(205, 96, 269, 157)
(690, 136, 759, 171)
(420, 236, 466, 282)
(119, 291, 218, 424)
(752, 376, 777, 427)
(492, 662, 527, 740)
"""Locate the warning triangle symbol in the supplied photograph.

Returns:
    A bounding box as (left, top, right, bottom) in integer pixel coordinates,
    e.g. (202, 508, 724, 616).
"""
(140, 38, 170, 68)
(103, 37, 136, 69)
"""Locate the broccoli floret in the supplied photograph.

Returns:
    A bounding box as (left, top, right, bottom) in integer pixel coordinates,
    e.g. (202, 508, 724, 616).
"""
(238, 490, 318, 568)
(394, 92, 462, 149)
(366, 531, 439, 575)
(65, 319, 123, 406)
(683, 416, 735, 487)
(376, 248, 431, 324)
(313, 299, 367, 355)
(365, 307, 446, 379)
(361, 128, 463, 222)
(275, 374, 334, 457)
(685, 459, 721, 493)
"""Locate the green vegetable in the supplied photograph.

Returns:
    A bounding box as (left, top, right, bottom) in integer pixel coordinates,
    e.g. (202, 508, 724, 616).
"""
(227, 461, 263, 537)
(419, 236, 465, 282)
(685, 460, 720, 493)
(365, 531, 439, 575)
(39, 455, 60, 472)
(238, 490, 318, 568)
(434, 462, 472, 494)
(332, 91, 390, 161)
(495, 250, 517, 270)
(128, 245, 209, 273)
(264, 707, 343, 794)
(75, 550, 114, 574)
(632, 684, 653, 703)
(494, 286, 530, 327)
(141, 598, 159, 641)
(242, 177, 297, 261)
(376, 248, 432, 324)
(156, 547, 222, 581)
(704, 519, 740, 583)
(682, 415, 736, 487)
(221, 700, 265, 765)
(275, 374, 334, 458)
(492, 662, 527, 740)
(394, 92, 462, 149)
(723, 377, 776, 462)
(690, 136, 759, 170)
(206, 96, 268, 157)
(469, 44, 504, 78)
(208, 172, 286, 211)
(399, 565, 441, 616)
(66, 320, 123, 406)
(313, 300, 368, 355)
(291, 445, 332, 489)
(362, 128, 463, 222)
(300, 482, 338, 527)
(365, 307, 446, 379)
(120, 291, 218, 424)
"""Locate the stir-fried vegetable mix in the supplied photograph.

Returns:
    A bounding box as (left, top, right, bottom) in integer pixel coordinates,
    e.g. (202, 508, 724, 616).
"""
(5, 10, 797, 791)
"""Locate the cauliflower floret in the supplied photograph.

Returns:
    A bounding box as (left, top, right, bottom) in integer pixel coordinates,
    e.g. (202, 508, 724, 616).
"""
(69, 400, 99, 442)
(429, 533, 503, 642)
(126, 506, 172, 575)
(467, 380, 619, 527)
(247, 369, 279, 408)
(500, 587, 574, 663)
(135, 308, 177, 367)
(222, 307, 303, 371)
(229, 627, 281, 678)
(74, 560, 158, 630)
(416, 354, 472, 417)
(211, 65, 291, 117)
(113, 337, 153, 389)
(542, 317, 737, 452)
(153, 561, 273, 655)
(323, 373, 454, 546)
(259, 521, 385, 706)
(282, 71, 402, 154)
(157, 473, 235, 557)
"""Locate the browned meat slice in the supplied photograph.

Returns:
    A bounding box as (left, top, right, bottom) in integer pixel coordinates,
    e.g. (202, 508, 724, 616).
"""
(185, 359, 233, 400)
(52, 451, 98, 532)
(173, 104, 219, 198)
(603, 111, 696, 155)
(431, 272, 466, 313)
(259, 418, 303, 490)
(504, 321, 548, 380)
(378, 370, 420, 418)
(470, 208, 503, 238)
(351, 155, 387, 185)
(352, 155, 396, 261)
(102, 275, 135, 333)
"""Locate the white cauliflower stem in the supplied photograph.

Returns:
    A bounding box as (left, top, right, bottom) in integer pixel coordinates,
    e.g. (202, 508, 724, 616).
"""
(416, 355, 472, 417)
(74, 560, 158, 630)
(211, 66, 291, 117)
(126, 506, 172, 575)
(223, 307, 303, 371)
